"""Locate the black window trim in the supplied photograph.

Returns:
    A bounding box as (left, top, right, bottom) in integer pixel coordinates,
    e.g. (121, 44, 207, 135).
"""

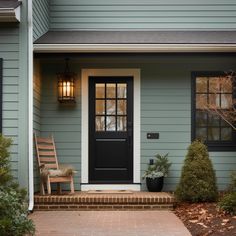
(191, 71, 236, 152)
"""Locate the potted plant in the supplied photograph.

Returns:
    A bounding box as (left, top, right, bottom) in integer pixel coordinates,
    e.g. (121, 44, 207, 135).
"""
(143, 153, 172, 192)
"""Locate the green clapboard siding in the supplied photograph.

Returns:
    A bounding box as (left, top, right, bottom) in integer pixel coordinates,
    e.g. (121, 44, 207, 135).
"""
(0, 26, 19, 181)
(33, 0, 49, 41)
(49, 0, 236, 30)
(35, 53, 236, 192)
(33, 60, 41, 191)
(40, 62, 81, 190)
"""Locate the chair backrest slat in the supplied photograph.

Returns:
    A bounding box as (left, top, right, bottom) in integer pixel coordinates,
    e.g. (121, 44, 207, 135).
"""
(37, 145, 54, 150)
(37, 137, 53, 144)
(40, 157, 57, 163)
(34, 134, 59, 171)
(38, 151, 56, 156)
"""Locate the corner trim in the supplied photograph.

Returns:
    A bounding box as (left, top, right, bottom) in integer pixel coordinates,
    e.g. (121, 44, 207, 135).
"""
(28, 0, 34, 211)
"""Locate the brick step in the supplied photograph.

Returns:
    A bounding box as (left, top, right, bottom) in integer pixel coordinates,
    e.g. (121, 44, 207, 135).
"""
(34, 192, 175, 211)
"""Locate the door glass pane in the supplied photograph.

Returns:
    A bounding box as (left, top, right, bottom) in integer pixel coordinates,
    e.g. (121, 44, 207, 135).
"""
(208, 128, 220, 141)
(96, 116, 105, 131)
(221, 127, 232, 141)
(209, 77, 220, 93)
(106, 116, 116, 131)
(96, 84, 105, 98)
(96, 100, 105, 115)
(117, 100, 127, 115)
(196, 94, 207, 109)
(117, 116, 127, 131)
(196, 127, 207, 141)
(106, 83, 116, 98)
(106, 100, 116, 115)
(196, 77, 207, 93)
(117, 83, 127, 98)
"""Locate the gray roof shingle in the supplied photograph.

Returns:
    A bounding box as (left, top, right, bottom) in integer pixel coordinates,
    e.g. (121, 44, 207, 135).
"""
(35, 31, 236, 44)
(0, 0, 21, 9)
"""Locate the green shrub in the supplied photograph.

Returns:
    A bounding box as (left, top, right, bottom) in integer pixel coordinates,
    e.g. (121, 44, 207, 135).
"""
(0, 134, 35, 236)
(0, 187, 35, 236)
(175, 140, 218, 202)
(218, 192, 236, 215)
(0, 135, 12, 186)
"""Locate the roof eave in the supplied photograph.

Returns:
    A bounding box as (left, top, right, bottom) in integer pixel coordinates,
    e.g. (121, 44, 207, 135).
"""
(33, 43, 236, 53)
(0, 5, 21, 22)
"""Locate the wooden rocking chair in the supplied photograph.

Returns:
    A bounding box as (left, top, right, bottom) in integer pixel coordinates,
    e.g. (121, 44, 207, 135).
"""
(34, 134, 75, 195)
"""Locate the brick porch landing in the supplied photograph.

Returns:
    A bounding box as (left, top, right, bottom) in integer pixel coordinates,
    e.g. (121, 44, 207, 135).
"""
(34, 191, 175, 211)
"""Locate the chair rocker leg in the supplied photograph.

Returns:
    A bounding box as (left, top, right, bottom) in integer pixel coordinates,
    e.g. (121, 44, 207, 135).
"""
(70, 176, 75, 194)
(47, 177, 51, 195)
(40, 181, 45, 195)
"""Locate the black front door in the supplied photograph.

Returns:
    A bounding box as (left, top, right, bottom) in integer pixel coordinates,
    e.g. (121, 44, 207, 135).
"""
(89, 76, 133, 183)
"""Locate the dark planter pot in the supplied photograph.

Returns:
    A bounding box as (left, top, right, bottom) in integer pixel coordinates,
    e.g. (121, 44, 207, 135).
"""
(146, 177, 164, 192)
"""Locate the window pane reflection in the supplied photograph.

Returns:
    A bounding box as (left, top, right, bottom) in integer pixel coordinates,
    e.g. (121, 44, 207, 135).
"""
(96, 84, 105, 98)
(96, 100, 105, 115)
(117, 84, 127, 98)
(221, 94, 232, 109)
(208, 128, 220, 141)
(208, 113, 220, 126)
(117, 100, 126, 115)
(222, 78, 232, 92)
(106, 116, 116, 131)
(209, 94, 220, 108)
(196, 111, 207, 126)
(106, 84, 116, 98)
(196, 77, 207, 93)
(196, 94, 207, 109)
(117, 116, 127, 131)
(196, 127, 207, 141)
(209, 77, 220, 93)
(221, 127, 232, 141)
(106, 100, 116, 115)
(96, 116, 105, 131)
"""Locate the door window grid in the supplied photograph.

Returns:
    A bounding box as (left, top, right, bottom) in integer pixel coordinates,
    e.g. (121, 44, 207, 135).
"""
(95, 83, 127, 132)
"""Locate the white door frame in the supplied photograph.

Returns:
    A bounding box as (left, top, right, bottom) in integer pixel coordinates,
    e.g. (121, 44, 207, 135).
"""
(81, 69, 141, 191)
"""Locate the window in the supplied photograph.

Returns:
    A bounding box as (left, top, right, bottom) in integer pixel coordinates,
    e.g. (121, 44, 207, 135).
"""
(192, 72, 236, 151)
(0, 58, 2, 133)
(95, 82, 127, 132)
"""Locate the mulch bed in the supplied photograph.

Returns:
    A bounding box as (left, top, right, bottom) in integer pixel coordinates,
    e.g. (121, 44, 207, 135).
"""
(174, 202, 236, 236)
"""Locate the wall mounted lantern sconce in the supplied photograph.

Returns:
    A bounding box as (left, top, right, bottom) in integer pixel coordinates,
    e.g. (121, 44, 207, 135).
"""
(57, 58, 76, 103)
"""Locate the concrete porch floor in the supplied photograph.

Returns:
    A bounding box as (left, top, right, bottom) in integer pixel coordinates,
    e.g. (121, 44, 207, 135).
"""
(30, 211, 191, 236)
(34, 191, 175, 211)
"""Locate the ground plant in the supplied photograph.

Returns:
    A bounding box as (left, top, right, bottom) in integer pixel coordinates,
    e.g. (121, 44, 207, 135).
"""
(218, 172, 236, 215)
(0, 135, 35, 236)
